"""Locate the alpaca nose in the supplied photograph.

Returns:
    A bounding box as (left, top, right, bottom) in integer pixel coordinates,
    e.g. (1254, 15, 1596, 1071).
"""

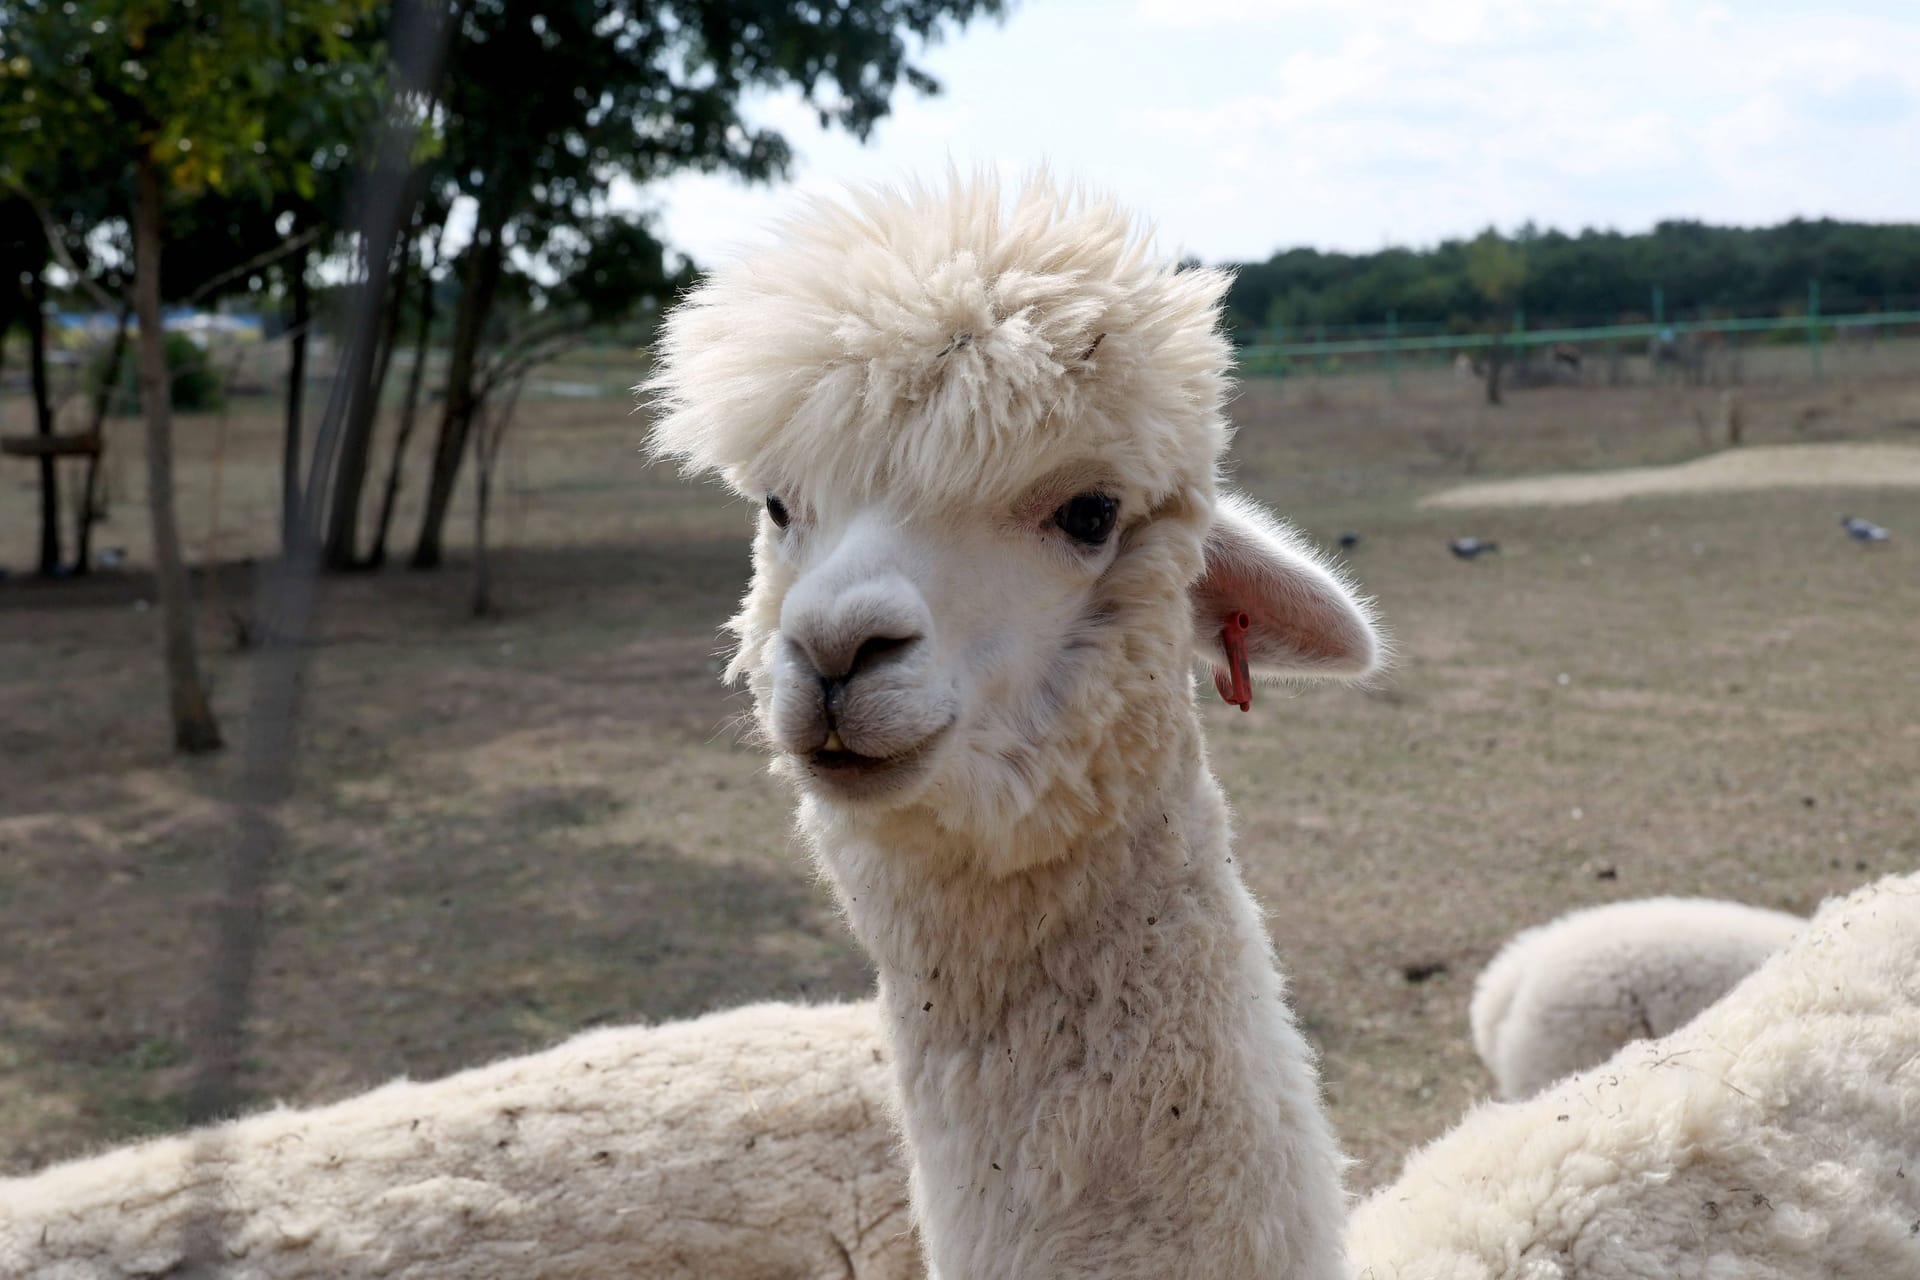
(817, 633, 920, 717)
(782, 575, 929, 717)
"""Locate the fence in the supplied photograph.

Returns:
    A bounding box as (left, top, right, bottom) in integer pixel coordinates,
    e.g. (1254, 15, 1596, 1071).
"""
(1239, 290, 1920, 388)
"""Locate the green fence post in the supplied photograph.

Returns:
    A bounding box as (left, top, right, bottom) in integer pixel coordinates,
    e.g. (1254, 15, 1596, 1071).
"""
(1386, 310, 1399, 390)
(1808, 279, 1822, 383)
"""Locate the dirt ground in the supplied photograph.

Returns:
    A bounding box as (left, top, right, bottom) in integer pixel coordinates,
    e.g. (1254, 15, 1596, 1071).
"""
(3, 361, 1918, 1192)
(1424, 441, 1920, 509)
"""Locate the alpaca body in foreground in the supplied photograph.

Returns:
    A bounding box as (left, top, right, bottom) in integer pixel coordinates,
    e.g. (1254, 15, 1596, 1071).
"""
(0, 1002, 915, 1280)
(1470, 896, 1802, 1099)
(1352, 870, 1920, 1279)
(11, 872, 1917, 1279)
(648, 174, 1383, 1279)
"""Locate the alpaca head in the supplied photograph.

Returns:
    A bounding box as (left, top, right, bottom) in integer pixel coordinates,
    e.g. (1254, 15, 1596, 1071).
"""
(648, 173, 1381, 868)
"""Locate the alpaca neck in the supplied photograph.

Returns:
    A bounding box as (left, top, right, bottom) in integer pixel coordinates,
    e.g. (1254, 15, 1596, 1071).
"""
(803, 718, 1349, 1280)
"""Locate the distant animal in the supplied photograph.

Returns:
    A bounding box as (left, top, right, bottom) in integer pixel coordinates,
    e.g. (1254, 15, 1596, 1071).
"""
(1549, 343, 1582, 372)
(1842, 515, 1890, 542)
(1450, 537, 1498, 559)
(1337, 530, 1362, 550)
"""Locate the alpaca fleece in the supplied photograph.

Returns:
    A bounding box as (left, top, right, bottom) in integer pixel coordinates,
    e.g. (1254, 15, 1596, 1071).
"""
(1470, 896, 1802, 1100)
(646, 170, 1367, 1280)
(1350, 870, 1920, 1279)
(646, 171, 1234, 518)
(0, 1002, 918, 1280)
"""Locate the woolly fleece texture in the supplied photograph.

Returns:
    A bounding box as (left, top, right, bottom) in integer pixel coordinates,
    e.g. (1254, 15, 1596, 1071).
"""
(1349, 870, 1920, 1280)
(0, 1002, 918, 1280)
(647, 171, 1376, 1280)
(646, 171, 1233, 518)
(1470, 896, 1803, 1100)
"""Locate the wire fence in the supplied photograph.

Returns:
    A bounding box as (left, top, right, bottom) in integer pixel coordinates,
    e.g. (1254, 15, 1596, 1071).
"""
(1239, 290, 1920, 388)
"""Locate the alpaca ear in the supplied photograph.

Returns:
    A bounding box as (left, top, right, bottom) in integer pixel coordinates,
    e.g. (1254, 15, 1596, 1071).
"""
(1191, 493, 1382, 705)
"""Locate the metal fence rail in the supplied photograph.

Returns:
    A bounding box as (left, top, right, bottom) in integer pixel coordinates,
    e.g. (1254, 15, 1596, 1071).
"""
(1238, 307, 1920, 385)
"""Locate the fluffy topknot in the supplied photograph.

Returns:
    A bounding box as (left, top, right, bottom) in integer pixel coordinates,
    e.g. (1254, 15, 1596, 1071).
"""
(644, 170, 1235, 513)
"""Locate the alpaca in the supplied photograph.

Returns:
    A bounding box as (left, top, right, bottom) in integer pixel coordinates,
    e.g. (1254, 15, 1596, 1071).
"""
(646, 172, 1383, 1280)
(1469, 896, 1801, 1100)
(1351, 869, 1920, 1279)
(0, 1002, 919, 1280)
(13, 871, 1910, 1280)
(11, 873, 1914, 1280)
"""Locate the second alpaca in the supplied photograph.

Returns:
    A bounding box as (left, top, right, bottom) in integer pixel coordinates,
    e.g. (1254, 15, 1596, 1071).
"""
(1470, 896, 1801, 1099)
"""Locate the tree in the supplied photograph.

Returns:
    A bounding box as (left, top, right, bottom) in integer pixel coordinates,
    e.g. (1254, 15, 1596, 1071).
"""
(464, 212, 688, 615)
(388, 0, 1005, 570)
(1219, 219, 1920, 341)
(1465, 229, 1529, 405)
(0, 198, 62, 575)
(0, 0, 383, 752)
(366, 205, 450, 568)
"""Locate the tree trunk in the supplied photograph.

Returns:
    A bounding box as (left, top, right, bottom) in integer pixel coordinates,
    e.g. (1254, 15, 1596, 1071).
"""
(26, 266, 62, 576)
(74, 306, 131, 576)
(1483, 338, 1506, 407)
(369, 248, 437, 568)
(282, 235, 310, 554)
(410, 213, 504, 569)
(470, 413, 493, 617)
(321, 175, 421, 571)
(321, 235, 411, 568)
(134, 154, 222, 754)
(469, 371, 526, 618)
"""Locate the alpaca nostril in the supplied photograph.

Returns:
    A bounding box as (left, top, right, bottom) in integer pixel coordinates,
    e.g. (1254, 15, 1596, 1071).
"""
(848, 632, 918, 679)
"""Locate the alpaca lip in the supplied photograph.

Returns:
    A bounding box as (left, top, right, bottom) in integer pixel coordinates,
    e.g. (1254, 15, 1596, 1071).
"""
(801, 725, 948, 799)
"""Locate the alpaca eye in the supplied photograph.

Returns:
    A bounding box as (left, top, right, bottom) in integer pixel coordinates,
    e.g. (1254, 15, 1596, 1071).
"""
(766, 495, 791, 529)
(1053, 493, 1118, 547)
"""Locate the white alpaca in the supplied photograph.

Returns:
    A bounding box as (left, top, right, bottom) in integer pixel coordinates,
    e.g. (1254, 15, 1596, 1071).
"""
(647, 171, 1384, 1280)
(12, 874, 1915, 1280)
(16, 174, 1913, 1280)
(1469, 897, 1802, 1100)
(0, 1002, 919, 1280)
(1351, 869, 1920, 1279)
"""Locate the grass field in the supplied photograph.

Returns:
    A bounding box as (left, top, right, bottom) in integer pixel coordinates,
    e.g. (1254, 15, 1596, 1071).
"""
(3, 363, 1918, 1190)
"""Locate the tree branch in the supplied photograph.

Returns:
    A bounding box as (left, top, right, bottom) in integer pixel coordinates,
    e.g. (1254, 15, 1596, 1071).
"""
(182, 223, 329, 308)
(476, 326, 586, 400)
(8, 183, 126, 312)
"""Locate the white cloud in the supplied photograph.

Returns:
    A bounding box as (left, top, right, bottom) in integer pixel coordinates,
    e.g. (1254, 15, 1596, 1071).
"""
(641, 0, 1920, 266)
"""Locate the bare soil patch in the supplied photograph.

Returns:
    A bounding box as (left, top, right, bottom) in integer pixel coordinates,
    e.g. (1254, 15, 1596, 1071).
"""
(1423, 442, 1920, 509)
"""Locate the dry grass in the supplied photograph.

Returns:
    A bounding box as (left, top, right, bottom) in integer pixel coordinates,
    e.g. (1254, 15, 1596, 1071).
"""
(3, 365, 1918, 1190)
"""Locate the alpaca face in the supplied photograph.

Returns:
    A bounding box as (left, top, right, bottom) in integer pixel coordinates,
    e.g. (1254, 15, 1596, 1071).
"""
(742, 462, 1209, 861)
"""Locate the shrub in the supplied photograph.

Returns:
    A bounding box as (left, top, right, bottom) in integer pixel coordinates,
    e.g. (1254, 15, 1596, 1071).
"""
(91, 331, 224, 413)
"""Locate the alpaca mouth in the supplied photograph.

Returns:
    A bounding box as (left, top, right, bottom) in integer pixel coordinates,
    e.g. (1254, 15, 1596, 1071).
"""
(803, 725, 949, 801)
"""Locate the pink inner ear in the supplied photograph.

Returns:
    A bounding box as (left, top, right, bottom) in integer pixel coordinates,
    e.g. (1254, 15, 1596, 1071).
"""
(1193, 501, 1379, 681)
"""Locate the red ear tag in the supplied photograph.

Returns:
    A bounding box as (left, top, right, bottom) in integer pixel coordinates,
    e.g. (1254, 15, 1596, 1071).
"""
(1214, 611, 1254, 712)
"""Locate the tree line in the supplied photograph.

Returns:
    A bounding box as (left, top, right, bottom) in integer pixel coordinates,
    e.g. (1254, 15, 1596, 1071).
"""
(1, 0, 1001, 753)
(1224, 218, 1920, 341)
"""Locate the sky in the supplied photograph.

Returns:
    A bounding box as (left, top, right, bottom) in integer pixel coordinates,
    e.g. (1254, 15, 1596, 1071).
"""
(638, 0, 1920, 269)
